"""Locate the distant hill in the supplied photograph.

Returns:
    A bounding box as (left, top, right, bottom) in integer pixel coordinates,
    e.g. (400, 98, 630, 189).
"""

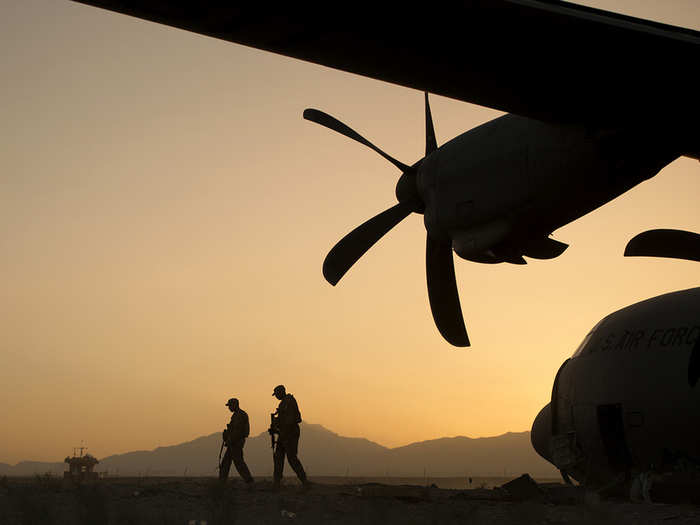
(387, 432, 553, 477)
(0, 424, 557, 477)
(0, 461, 65, 477)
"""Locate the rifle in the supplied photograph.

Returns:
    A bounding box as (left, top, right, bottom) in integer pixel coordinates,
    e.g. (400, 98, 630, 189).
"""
(268, 413, 278, 449)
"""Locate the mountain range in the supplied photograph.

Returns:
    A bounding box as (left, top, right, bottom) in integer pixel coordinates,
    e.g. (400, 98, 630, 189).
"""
(1, 424, 557, 478)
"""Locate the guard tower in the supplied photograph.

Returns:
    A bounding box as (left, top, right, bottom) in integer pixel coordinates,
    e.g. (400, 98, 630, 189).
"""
(64, 445, 99, 481)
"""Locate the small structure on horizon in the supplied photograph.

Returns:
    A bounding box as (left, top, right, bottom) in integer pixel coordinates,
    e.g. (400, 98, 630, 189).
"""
(64, 445, 99, 482)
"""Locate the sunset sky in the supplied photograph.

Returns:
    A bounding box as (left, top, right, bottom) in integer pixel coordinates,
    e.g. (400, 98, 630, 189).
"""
(2, 1, 699, 465)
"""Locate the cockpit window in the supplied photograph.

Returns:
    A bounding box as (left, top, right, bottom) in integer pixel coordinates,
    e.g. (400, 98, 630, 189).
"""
(572, 318, 605, 357)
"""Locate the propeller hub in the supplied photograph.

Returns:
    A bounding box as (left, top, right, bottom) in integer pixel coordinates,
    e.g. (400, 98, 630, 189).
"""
(395, 170, 424, 213)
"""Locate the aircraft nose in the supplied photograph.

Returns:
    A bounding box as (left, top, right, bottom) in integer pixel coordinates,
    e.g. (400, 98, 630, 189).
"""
(531, 403, 553, 463)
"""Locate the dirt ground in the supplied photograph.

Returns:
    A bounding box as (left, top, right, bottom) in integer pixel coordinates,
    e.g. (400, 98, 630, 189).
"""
(1, 476, 699, 525)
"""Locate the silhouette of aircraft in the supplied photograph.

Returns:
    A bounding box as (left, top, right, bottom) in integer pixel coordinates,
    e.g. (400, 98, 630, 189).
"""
(531, 231, 700, 493)
(73, 1, 699, 346)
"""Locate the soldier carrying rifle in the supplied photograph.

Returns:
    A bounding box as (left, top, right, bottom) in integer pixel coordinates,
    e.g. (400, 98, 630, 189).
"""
(219, 398, 254, 488)
(268, 385, 309, 490)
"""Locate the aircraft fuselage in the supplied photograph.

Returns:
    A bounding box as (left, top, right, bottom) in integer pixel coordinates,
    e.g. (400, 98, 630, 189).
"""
(531, 287, 700, 486)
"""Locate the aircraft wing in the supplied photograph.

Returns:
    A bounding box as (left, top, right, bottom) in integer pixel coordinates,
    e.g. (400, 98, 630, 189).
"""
(73, 1, 699, 128)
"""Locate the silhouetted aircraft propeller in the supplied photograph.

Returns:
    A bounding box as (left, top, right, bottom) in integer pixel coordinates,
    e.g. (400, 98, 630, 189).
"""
(303, 94, 470, 347)
(624, 229, 700, 262)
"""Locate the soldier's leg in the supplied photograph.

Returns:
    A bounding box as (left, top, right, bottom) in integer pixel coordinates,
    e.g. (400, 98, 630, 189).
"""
(219, 447, 233, 481)
(281, 429, 307, 483)
(273, 440, 286, 485)
(230, 443, 254, 483)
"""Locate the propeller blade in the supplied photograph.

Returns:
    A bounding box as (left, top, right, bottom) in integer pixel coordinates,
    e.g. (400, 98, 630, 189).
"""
(303, 108, 411, 172)
(323, 202, 413, 286)
(426, 235, 470, 347)
(424, 92, 437, 155)
(624, 229, 700, 262)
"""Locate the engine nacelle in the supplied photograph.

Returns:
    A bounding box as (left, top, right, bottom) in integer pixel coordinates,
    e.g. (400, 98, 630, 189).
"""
(451, 219, 510, 259)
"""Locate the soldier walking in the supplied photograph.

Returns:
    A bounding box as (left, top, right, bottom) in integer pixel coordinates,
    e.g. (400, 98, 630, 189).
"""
(269, 385, 309, 489)
(219, 398, 254, 487)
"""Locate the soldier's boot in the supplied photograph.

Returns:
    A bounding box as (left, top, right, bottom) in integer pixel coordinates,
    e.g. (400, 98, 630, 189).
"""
(272, 479, 281, 491)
